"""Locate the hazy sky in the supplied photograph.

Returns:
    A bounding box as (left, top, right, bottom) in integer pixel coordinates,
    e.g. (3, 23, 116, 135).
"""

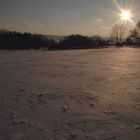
(0, 0, 139, 36)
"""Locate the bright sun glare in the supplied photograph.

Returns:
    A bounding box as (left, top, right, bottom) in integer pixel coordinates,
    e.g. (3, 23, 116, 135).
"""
(113, 0, 135, 25)
(120, 10, 132, 21)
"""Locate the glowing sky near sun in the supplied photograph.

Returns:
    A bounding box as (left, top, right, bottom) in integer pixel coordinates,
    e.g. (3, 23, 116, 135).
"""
(0, 0, 139, 36)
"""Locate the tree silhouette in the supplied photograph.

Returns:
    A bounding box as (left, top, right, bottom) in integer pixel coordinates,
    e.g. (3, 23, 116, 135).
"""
(0, 30, 57, 49)
(110, 24, 126, 46)
(0, 29, 110, 50)
(58, 35, 93, 50)
(126, 21, 140, 45)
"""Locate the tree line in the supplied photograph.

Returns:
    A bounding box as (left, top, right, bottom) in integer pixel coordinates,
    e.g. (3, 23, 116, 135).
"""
(0, 21, 140, 50)
(0, 30, 110, 50)
(0, 29, 57, 50)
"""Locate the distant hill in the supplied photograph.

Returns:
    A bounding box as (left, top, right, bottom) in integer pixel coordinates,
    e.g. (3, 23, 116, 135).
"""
(46, 35, 66, 42)
(46, 35, 111, 42)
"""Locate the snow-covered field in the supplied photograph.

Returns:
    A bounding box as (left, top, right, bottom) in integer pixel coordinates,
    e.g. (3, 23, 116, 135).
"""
(0, 47, 140, 140)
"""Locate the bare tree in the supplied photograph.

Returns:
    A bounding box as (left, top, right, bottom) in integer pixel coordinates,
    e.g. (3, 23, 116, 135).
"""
(110, 24, 126, 46)
(129, 21, 140, 40)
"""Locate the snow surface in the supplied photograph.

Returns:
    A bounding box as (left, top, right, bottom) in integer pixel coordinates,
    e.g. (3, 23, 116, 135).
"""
(0, 47, 140, 139)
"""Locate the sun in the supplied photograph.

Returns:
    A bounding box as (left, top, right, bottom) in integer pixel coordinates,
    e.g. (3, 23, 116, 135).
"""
(120, 10, 132, 21)
(113, 0, 135, 25)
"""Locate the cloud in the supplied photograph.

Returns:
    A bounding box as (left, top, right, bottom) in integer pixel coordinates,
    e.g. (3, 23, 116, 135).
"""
(0, 18, 13, 28)
(101, 26, 110, 30)
(17, 21, 32, 27)
(0, 19, 34, 33)
(97, 18, 103, 22)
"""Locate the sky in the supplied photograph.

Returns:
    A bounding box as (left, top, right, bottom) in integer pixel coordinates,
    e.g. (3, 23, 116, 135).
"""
(0, 0, 139, 36)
